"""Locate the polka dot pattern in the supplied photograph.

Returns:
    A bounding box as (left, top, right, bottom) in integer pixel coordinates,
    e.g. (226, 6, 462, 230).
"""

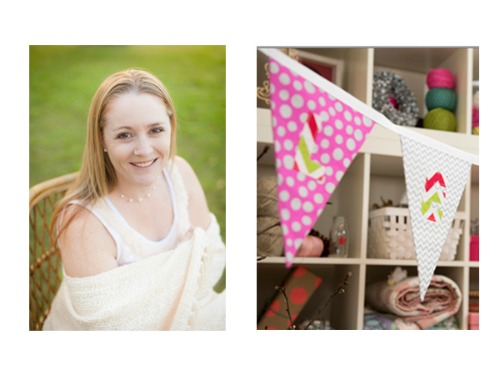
(258, 266, 323, 330)
(269, 58, 375, 265)
(290, 287, 308, 305)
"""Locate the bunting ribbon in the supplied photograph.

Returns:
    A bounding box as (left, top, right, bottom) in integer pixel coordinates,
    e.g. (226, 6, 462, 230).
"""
(260, 48, 479, 299)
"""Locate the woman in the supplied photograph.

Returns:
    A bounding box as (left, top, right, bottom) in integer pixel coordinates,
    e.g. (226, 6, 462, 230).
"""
(43, 69, 226, 330)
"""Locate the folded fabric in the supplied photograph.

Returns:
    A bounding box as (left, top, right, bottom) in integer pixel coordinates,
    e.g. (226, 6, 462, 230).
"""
(43, 214, 226, 331)
(364, 311, 459, 330)
(365, 274, 462, 329)
(364, 311, 400, 330)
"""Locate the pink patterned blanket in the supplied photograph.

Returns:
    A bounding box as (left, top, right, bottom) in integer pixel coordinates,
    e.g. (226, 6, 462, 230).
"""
(365, 274, 462, 329)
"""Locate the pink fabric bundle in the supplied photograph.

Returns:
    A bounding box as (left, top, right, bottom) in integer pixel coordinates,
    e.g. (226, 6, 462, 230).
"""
(365, 274, 462, 329)
(296, 235, 323, 257)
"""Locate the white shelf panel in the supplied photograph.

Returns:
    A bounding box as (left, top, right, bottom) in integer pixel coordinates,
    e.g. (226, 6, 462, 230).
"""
(373, 48, 462, 74)
(362, 124, 479, 157)
(258, 256, 468, 268)
(257, 256, 361, 265)
(257, 108, 273, 143)
(257, 108, 479, 157)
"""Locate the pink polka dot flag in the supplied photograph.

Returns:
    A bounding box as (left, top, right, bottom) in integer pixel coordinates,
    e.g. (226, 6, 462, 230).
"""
(268, 57, 376, 266)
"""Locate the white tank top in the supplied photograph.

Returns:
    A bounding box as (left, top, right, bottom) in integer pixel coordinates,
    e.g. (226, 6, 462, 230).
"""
(71, 164, 191, 266)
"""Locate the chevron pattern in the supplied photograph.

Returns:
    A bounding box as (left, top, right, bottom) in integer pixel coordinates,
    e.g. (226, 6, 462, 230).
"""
(401, 136, 471, 300)
(294, 112, 325, 181)
(421, 172, 447, 222)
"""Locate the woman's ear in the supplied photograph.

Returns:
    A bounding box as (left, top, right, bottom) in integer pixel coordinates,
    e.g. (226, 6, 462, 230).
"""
(100, 128, 108, 154)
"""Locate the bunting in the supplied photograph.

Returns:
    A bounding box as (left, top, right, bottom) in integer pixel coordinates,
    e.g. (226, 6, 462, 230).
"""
(401, 135, 471, 300)
(268, 55, 375, 266)
(260, 48, 479, 299)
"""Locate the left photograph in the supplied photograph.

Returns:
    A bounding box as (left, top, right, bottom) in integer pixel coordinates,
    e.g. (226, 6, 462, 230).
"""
(29, 45, 226, 330)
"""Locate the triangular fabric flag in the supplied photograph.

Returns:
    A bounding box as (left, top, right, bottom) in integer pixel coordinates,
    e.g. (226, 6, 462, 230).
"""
(268, 57, 376, 267)
(400, 135, 471, 300)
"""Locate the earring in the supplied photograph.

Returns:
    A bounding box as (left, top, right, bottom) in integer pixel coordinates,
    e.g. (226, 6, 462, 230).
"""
(104, 148, 108, 153)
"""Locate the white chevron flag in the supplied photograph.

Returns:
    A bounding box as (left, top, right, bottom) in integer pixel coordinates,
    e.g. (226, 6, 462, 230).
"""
(401, 135, 471, 300)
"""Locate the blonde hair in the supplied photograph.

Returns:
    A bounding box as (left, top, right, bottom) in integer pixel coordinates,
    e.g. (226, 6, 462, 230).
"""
(50, 69, 177, 243)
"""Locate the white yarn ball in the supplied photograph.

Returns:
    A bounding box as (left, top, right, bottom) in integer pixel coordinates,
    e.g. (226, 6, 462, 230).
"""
(473, 90, 479, 108)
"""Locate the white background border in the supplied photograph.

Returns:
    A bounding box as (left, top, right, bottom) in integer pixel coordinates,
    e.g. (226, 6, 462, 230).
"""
(3, 0, 496, 373)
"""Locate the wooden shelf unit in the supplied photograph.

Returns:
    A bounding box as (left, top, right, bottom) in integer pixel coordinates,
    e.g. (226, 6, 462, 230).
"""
(257, 47, 479, 330)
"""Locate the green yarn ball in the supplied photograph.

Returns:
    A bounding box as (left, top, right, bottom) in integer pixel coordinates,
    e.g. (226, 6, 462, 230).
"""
(425, 88, 457, 111)
(424, 108, 456, 132)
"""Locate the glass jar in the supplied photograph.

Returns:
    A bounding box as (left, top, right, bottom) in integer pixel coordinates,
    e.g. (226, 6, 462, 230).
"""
(329, 216, 349, 257)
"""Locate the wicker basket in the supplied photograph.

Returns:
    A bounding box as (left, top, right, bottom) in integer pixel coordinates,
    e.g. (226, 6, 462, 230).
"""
(368, 207, 465, 260)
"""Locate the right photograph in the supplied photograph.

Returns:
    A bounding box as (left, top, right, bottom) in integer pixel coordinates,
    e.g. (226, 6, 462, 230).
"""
(256, 47, 479, 330)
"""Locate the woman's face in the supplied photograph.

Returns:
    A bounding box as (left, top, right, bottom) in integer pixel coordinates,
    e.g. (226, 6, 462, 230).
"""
(102, 92, 171, 189)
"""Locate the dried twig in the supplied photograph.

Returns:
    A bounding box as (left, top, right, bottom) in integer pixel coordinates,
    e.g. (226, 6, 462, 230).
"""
(257, 145, 270, 162)
(303, 271, 352, 330)
(267, 271, 352, 330)
(275, 286, 296, 330)
(372, 195, 394, 210)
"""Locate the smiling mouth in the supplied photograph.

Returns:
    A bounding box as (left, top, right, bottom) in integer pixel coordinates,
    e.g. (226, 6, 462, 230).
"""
(130, 158, 157, 168)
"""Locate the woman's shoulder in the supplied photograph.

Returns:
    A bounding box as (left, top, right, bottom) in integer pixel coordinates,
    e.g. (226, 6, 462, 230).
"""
(58, 203, 118, 278)
(172, 156, 211, 230)
(172, 155, 195, 180)
(172, 156, 204, 195)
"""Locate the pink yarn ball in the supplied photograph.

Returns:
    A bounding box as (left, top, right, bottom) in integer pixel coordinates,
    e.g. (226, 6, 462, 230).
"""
(426, 68, 455, 89)
(472, 106, 479, 127)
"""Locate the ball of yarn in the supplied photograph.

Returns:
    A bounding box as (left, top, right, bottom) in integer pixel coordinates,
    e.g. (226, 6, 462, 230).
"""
(425, 88, 457, 111)
(257, 176, 279, 217)
(472, 106, 479, 127)
(257, 216, 283, 257)
(424, 108, 456, 132)
(473, 90, 479, 108)
(426, 68, 455, 89)
(372, 71, 420, 127)
(257, 176, 284, 257)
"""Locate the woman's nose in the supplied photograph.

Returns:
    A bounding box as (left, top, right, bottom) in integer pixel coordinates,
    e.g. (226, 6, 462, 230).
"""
(133, 136, 153, 156)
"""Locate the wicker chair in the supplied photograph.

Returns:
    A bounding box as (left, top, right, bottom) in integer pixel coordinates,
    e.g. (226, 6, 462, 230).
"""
(29, 172, 78, 330)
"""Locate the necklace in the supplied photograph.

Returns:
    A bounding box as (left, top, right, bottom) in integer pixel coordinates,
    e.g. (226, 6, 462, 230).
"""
(119, 185, 157, 203)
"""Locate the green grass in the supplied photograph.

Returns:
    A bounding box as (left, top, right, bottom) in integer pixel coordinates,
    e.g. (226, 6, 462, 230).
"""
(30, 45, 226, 239)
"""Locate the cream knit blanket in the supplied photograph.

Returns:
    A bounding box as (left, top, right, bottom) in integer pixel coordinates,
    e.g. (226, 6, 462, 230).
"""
(43, 214, 225, 331)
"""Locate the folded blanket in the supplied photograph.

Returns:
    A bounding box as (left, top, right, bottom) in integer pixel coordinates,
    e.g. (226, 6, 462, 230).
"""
(43, 214, 225, 331)
(365, 274, 461, 329)
(363, 311, 460, 330)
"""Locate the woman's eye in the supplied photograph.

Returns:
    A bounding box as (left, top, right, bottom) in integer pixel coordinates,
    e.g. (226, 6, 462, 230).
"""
(117, 132, 132, 139)
(151, 127, 165, 135)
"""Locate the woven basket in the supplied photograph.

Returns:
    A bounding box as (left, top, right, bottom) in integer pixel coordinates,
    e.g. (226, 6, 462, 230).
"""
(368, 207, 465, 260)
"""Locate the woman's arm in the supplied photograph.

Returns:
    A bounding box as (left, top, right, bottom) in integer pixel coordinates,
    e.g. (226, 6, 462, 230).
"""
(175, 156, 211, 230)
(59, 205, 118, 278)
